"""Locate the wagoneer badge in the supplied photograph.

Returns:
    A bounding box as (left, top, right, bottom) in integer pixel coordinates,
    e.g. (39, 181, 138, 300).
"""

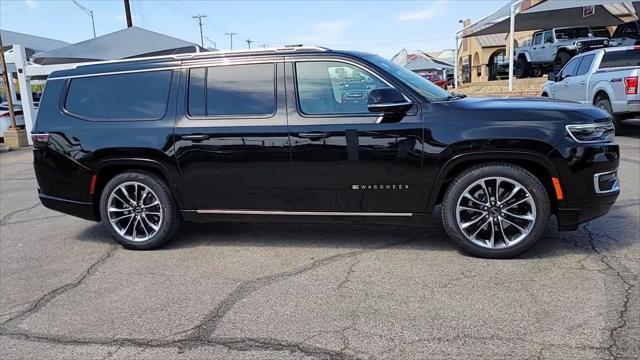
(352, 184, 410, 190)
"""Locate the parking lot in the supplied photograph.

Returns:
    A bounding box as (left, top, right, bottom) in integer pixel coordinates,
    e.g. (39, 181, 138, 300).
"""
(0, 124, 638, 359)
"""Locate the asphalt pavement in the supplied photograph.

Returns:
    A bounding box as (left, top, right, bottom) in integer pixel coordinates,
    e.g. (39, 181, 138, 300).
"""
(1, 123, 638, 359)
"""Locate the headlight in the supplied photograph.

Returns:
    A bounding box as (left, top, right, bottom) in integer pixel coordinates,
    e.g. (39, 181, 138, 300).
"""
(576, 42, 584, 48)
(603, 39, 610, 46)
(566, 122, 615, 143)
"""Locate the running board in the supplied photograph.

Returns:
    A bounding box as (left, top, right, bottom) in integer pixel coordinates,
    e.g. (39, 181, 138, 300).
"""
(189, 210, 413, 217)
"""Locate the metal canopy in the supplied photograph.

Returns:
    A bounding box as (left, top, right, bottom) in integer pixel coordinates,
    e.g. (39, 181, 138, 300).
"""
(463, 0, 636, 38)
(31, 26, 203, 65)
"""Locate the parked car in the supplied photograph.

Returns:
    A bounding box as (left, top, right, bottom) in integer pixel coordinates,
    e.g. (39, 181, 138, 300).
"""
(542, 46, 639, 131)
(0, 102, 25, 138)
(32, 46, 619, 258)
(515, 26, 610, 78)
(611, 20, 640, 47)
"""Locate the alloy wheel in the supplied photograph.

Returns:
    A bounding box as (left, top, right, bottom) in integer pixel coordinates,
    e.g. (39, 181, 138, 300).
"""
(107, 181, 163, 242)
(455, 176, 536, 249)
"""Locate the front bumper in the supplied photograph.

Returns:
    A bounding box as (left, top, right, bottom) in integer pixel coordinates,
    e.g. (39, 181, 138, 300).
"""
(556, 197, 617, 231)
(551, 140, 619, 230)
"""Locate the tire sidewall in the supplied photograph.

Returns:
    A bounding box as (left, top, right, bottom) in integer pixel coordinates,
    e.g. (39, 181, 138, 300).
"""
(442, 165, 550, 258)
(100, 172, 176, 250)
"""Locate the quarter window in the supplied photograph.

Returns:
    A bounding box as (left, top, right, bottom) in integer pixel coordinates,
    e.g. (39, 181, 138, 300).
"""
(188, 63, 276, 117)
(295, 61, 387, 115)
(65, 70, 172, 121)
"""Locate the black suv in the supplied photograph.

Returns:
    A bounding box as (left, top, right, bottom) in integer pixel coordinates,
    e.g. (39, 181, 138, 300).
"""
(32, 46, 620, 258)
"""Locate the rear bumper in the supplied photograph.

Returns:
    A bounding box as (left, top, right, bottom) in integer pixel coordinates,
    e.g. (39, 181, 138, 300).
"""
(38, 190, 97, 221)
(612, 99, 640, 115)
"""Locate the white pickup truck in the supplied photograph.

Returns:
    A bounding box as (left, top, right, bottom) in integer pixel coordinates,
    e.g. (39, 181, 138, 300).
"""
(542, 46, 639, 131)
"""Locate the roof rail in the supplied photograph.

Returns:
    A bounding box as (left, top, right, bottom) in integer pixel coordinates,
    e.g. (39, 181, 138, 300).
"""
(68, 45, 331, 70)
(171, 45, 331, 59)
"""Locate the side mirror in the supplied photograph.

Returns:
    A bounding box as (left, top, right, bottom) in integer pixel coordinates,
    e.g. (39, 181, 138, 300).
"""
(367, 88, 413, 115)
(548, 72, 557, 82)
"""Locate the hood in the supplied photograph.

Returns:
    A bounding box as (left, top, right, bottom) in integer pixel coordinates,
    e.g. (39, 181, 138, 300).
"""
(434, 97, 610, 124)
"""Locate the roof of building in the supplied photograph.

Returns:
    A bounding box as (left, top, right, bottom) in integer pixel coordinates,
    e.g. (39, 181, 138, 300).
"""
(32, 26, 203, 65)
(1, 29, 69, 52)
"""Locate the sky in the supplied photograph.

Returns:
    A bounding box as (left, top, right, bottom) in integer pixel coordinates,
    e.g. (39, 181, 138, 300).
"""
(0, 0, 509, 58)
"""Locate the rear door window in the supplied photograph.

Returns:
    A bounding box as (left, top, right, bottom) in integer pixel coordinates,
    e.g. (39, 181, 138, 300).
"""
(187, 63, 276, 117)
(599, 50, 640, 69)
(65, 70, 172, 121)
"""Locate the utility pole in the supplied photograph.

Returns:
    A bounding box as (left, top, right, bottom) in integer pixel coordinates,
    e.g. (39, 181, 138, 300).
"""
(225, 32, 237, 50)
(192, 15, 207, 48)
(260, 43, 269, 48)
(0, 33, 16, 129)
(71, 0, 96, 38)
(245, 39, 253, 49)
(124, 0, 133, 27)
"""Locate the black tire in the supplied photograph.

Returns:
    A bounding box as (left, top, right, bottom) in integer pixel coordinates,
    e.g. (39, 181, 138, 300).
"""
(515, 57, 530, 78)
(553, 52, 571, 73)
(99, 171, 180, 250)
(441, 163, 550, 259)
(594, 97, 622, 133)
(532, 67, 543, 77)
(541, 92, 548, 97)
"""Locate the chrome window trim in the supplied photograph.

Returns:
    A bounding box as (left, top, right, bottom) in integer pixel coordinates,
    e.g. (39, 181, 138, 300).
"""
(593, 170, 620, 194)
(190, 209, 413, 217)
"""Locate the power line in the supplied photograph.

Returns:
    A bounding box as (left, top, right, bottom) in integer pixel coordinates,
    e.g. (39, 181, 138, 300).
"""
(225, 32, 238, 50)
(204, 36, 217, 49)
(192, 14, 207, 48)
(71, 0, 96, 38)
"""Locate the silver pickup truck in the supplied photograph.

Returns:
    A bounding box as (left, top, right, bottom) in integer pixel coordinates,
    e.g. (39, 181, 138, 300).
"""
(515, 27, 610, 78)
(542, 46, 639, 131)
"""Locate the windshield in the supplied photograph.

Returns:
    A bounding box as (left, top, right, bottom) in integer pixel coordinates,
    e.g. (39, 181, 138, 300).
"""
(555, 27, 592, 40)
(362, 54, 450, 102)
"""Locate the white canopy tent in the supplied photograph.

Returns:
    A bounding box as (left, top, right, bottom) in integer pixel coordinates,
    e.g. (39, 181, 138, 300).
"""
(454, 0, 639, 92)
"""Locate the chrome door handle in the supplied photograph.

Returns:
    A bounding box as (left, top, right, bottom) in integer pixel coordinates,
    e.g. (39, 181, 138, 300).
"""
(298, 132, 330, 140)
(181, 134, 209, 141)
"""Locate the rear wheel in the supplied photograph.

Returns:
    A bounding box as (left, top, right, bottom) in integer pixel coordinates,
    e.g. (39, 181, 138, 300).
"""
(515, 57, 530, 78)
(595, 97, 622, 133)
(100, 171, 180, 250)
(442, 164, 550, 258)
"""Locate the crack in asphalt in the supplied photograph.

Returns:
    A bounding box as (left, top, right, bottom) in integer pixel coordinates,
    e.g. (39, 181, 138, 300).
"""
(0, 331, 361, 359)
(582, 223, 636, 360)
(0, 202, 41, 224)
(0, 241, 413, 359)
(337, 260, 359, 291)
(182, 239, 413, 345)
(0, 245, 118, 328)
(0, 214, 66, 226)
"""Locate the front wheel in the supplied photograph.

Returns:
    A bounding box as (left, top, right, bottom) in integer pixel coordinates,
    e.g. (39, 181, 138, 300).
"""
(553, 52, 571, 73)
(441, 164, 550, 258)
(100, 171, 180, 250)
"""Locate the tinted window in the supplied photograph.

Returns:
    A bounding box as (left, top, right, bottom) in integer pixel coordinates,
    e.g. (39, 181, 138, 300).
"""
(576, 54, 595, 76)
(295, 61, 387, 115)
(560, 57, 581, 78)
(533, 33, 543, 45)
(65, 71, 172, 121)
(188, 63, 276, 117)
(613, 22, 639, 38)
(600, 50, 640, 68)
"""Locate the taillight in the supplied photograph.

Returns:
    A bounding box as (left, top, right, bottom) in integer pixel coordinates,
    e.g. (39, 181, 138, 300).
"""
(31, 133, 50, 147)
(624, 76, 638, 95)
